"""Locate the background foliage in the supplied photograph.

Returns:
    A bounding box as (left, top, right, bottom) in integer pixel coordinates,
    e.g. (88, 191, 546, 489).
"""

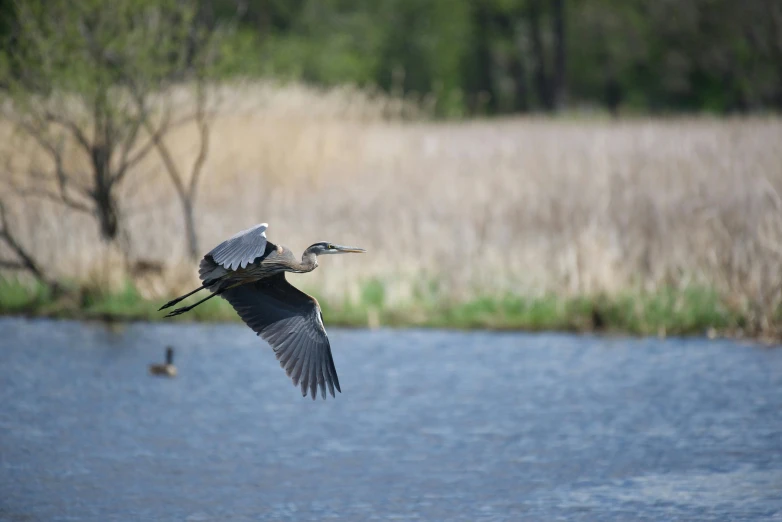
(201, 0, 779, 116)
(2, 0, 779, 117)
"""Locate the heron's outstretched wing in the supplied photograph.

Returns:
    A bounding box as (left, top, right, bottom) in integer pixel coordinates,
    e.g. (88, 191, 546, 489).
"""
(208, 222, 268, 271)
(220, 273, 341, 400)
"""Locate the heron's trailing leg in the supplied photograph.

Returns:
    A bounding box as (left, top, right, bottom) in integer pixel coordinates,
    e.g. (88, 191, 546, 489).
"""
(159, 285, 206, 311)
(164, 290, 221, 317)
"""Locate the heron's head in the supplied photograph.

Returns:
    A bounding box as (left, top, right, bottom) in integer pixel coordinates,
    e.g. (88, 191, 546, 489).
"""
(305, 242, 366, 256)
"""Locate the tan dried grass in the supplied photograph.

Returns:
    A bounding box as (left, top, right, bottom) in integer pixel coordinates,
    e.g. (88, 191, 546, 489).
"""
(2, 82, 782, 325)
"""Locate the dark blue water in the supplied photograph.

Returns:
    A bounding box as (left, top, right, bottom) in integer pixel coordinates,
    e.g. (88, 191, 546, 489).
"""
(1, 317, 781, 521)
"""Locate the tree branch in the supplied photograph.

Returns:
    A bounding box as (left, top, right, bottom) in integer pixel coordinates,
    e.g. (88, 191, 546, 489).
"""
(10, 185, 93, 214)
(16, 119, 62, 160)
(26, 165, 91, 199)
(187, 82, 211, 199)
(0, 199, 49, 283)
(116, 98, 147, 180)
(146, 122, 186, 197)
(42, 110, 92, 155)
(0, 259, 27, 270)
(114, 105, 196, 185)
(14, 119, 95, 207)
(133, 98, 186, 197)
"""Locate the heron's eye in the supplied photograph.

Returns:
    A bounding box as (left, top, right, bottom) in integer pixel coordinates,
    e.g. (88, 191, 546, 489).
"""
(327, 244, 335, 250)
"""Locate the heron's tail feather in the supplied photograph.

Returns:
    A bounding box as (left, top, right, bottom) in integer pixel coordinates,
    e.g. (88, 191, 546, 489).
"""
(159, 285, 206, 311)
(163, 290, 221, 317)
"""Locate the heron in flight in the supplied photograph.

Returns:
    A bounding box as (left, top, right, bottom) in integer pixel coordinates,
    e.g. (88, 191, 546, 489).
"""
(158, 223, 365, 400)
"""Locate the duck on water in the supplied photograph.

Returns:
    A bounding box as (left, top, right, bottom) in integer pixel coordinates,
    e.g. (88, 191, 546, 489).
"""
(149, 346, 177, 377)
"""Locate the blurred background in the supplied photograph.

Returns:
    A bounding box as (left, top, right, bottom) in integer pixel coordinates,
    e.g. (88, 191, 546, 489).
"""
(0, 0, 781, 339)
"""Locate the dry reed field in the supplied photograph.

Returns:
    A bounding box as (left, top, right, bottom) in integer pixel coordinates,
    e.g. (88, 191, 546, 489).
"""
(2, 82, 782, 332)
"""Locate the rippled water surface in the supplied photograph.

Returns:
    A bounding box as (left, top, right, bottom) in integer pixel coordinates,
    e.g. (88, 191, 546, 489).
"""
(1, 317, 781, 521)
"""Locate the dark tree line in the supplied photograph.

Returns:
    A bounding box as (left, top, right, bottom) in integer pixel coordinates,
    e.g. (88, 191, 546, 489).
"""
(0, 0, 780, 118)
(193, 0, 782, 117)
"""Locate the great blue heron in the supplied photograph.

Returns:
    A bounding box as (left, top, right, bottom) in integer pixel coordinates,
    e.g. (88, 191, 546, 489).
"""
(158, 222, 365, 400)
(149, 346, 177, 377)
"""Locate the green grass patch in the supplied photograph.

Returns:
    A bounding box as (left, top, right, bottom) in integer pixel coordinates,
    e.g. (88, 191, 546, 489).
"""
(0, 276, 758, 338)
(0, 277, 53, 313)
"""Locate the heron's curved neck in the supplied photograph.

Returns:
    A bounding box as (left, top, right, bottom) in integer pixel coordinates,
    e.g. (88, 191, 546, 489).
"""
(294, 250, 318, 273)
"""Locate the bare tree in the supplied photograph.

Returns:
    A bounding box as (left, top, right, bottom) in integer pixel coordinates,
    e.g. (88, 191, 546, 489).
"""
(142, 83, 214, 260)
(0, 0, 225, 248)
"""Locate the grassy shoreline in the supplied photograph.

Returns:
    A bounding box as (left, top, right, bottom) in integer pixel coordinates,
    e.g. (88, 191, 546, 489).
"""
(1, 278, 773, 342)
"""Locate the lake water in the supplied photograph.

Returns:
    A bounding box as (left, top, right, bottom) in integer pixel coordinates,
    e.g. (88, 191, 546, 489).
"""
(1, 317, 781, 521)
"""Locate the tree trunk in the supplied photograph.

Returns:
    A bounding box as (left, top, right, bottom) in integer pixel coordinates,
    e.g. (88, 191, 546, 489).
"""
(776, 69, 782, 111)
(252, 0, 270, 40)
(605, 73, 622, 118)
(181, 196, 200, 261)
(552, 0, 566, 111)
(92, 149, 120, 242)
(94, 185, 119, 242)
(528, 0, 553, 111)
(473, 2, 497, 114)
(508, 51, 529, 113)
(492, 7, 529, 113)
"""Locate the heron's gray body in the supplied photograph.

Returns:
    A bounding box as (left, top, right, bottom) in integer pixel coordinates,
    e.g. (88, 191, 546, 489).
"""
(159, 222, 364, 400)
(198, 240, 316, 292)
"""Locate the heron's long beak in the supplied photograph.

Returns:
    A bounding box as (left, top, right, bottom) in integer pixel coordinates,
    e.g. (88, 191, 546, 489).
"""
(334, 245, 366, 253)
